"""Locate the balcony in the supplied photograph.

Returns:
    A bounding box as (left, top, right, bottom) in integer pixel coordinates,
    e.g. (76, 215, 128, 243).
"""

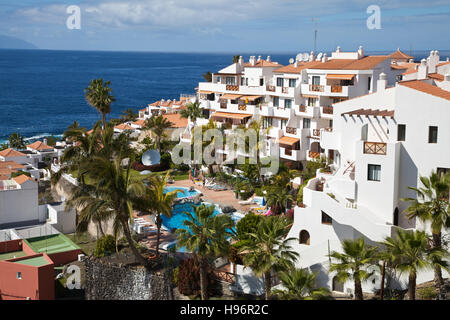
(238, 105, 247, 111)
(310, 84, 324, 92)
(331, 85, 343, 93)
(220, 101, 227, 109)
(280, 147, 303, 161)
(282, 87, 289, 94)
(299, 105, 306, 113)
(309, 151, 320, 159)
(363, 142, 387, 155)
(266, 85, 275, 92)
(286, 127, 297, 135)
(226, 85, 239, 91)
(313, 129, 321, 137)
(322, 106, 333, 115)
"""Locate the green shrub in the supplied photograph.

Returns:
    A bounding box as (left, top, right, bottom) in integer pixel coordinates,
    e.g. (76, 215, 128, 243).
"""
(172, 266, 179, 287)
(160, 153, 173, 171)
(94, 235, 116, 258)
(417, 287, 437, 300)
(236, 213, 263, 241)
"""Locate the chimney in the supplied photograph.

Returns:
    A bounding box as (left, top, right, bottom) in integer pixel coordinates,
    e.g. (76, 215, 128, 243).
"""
(427, 50, 439, 74)
(322, 53, 328, 63)
(239, 56, 244, 66)
(249, 56, 256, 66)
(417, 59, 428, 80)
(358, 45, 364, 58)
(266, 56, 271, 62)
(309, 51, 315, 62)
(442, 74, 450, 91)
(409, 59, 414, 63)
(257, 55, 262, 62)
(294, 60, 299, 67)
(43, 138, 48, 145)
(377, 72, 387, 91)
(336, 46, 341, 53)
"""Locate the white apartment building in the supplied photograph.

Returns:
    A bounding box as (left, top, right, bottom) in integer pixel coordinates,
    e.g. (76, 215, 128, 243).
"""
(286, 54, 450, 295)
(195, 46, 403, 170)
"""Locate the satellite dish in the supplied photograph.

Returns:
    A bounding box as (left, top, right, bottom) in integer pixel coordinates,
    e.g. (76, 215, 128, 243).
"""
(296, 53, 303, 61)
(316, 52, 323, 61)
(140, 170, 152, 175)
(142, 149, 161, 166)
(301, 53, 308, 61)
(289, 58, 294, 64)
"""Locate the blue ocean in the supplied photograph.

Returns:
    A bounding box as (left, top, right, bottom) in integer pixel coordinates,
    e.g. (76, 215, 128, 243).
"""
(0, 49, 448, 144)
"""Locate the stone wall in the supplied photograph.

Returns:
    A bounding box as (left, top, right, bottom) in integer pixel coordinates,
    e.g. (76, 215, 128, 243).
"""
(84, 258, 174, 300)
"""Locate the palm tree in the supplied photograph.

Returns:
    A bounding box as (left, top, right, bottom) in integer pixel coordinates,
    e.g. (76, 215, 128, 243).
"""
(8, 132, 26, 149)
(176, 204, 235, 300)
(402, 170, 450, 299)
(232, 55, 240, 63)
(84, 78, 115, 128)
(179, 101, 204, 124)
(202, 71, 212, 82)
(329, 238, 378, 300)
(382, 229, 448, 300)
(266, 185, 294, 215)
(272, 267, 331, 300)
(120, 108, 138, 122)
(239, 215, 299, 300)
(0, 142, 9, 151)
(144, 115, 173, 153)
(139, 172, 180, 258)
(78, 156, 147, 266)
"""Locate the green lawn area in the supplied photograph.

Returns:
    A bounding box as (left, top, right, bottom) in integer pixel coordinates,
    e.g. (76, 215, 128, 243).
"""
(66, 233, 97, 256)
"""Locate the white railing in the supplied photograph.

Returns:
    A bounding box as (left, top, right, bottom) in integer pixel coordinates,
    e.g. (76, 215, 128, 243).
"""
(62, 173, 79, 186)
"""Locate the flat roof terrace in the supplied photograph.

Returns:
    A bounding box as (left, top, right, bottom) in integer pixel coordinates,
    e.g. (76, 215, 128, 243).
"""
(0, 250, 27, 261)
(13, 255, 51, 267)
(24, 234, 80, 255)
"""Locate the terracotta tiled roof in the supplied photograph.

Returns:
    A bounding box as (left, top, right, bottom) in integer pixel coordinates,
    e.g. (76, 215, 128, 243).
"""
(0, 175, 9, 181)
(391, 64, 409, 70)
(399, 80, 450, 101)
(436, 61, 450, 67)
(114, 123, 134, 131)
(402, 68, 418, 75)
(27, 141, 53, 151)
(273, 61, 322, 74)
(244, 60, 284, 68)
(279, 136, 300, 146)
(162, 113, 188, 128)
(0, 148, 26, 157)
(13, 174, 35, 185)
(428, 73, 444, 82)
(341, 108, 394, 117)
(0, 161, 26, 170)
(0, 168, 14, 176)
(132, 120, 145, 127)
(389, 49, 414, 60)
(308, 56, 390, 70)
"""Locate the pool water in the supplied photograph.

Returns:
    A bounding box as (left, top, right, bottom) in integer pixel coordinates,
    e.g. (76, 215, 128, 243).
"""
(164, 186, 200, 199)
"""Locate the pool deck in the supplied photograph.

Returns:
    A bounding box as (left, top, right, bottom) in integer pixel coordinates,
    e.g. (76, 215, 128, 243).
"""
(135, 179, 254, 252)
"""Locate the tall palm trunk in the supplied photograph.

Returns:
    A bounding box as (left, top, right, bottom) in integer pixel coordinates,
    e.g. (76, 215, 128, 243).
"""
(155, 214, 162, 258)
(408, 271, 416, 300)
(121, 217, 147, 267)
(380, 261, 386, 300)
(102, 113, 107, 129)
(264, 271, 272, 300)
(97, 221, 105, 237)
(432, 232, 446, 299)
(199, 257, 208, 300)
(256, 154, 265, 186)
(354, 275, 363, 300)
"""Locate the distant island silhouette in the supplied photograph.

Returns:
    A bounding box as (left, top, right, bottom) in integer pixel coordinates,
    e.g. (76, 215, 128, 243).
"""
(0, 35, 37, 50)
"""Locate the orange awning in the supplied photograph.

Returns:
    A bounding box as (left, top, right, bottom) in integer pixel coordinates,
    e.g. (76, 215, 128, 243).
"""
(211, 112, 252, 120)
(198, 90, 216, 94)
(239, 95, 262, 101)
(301, 94, 318, 98)
(221, 93, 243, 100)
(278, 136, 300, 146)
(326, 74, 355, 80)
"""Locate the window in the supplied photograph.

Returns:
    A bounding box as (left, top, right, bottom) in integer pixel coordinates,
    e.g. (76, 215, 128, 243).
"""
(321, 211, 332, 225)
(263, 117, 273, 129)
(241, 78, 245, 86)
(428, 126, 438, 143)
(284, 99, 292, 109)
(312, 76, 320, 85)
(397, 124, 406, 141)
(368, 76, 372, 91)
(273, 96, 279, 107)
(260, 78, 264, 86)
(226, 77, 236, 85)
(277, 78, 284, 87)
(329, 119, 333, 128)
(368, 164, 381, 181)
(17, 272, 22, 279)
(216, 76, 221, 83)
(307, 97, 316, 106)
(289, 79, 296, 88)
(299, 230, 310, 245)
(303, 118, 311, 129)
(281, 119, 287, 129)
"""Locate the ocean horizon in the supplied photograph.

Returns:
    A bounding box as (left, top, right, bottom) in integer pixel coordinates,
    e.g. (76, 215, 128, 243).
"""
(1, 48, 449, 144)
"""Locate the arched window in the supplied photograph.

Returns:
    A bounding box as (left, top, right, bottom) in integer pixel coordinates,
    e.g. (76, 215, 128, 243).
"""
(332, 276, 344, 292)
(393, 208, 399, 226)
(299, 230, 310, 245)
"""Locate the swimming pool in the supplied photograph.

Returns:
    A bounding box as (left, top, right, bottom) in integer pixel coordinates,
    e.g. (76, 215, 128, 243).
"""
(164, 186, 200, 199)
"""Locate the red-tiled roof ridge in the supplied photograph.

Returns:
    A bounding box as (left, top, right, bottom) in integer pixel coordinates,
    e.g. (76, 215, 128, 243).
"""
(27, 141, 53, 151)
(399, 80, 450, 101)
(389, 49, 414, 60)
(0, 148, 26, 157)
(13, 174, 35, 185)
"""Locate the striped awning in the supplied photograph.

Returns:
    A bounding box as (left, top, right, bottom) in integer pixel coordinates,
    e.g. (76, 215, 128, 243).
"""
(278, 136, 300, 146)
(198, 90, 216, 94)
(302, 94, 318, 98)
(326, 74, 355, 80)
(239, 95, 262, 101)
(211, 112, 252, 120)
(221, 93, 243, 100)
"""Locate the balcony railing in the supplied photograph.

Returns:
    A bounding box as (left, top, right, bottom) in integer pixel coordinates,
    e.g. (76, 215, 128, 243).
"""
(363, 142, 387, 155)
(284, 148, 292, 156)
(282, 87, 289, 94)
(299, 105, 306, 112)
(286, 127, 297, 135)
(331, 85, 343, 93)
(220, 102, 227, 109)
(310, 84, 324, 92)
(309, 151, 320, 159)
(322, 106, 333, 114)
(324, 127, 333, 132)
(238, 105, 247, 111)
(266, 85, 275, 92)
(226, 85, 239, 91)
(313, 129, 321, 137)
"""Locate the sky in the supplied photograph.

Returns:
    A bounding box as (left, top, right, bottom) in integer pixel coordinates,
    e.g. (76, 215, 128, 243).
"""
(1, 0, 450, 52)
